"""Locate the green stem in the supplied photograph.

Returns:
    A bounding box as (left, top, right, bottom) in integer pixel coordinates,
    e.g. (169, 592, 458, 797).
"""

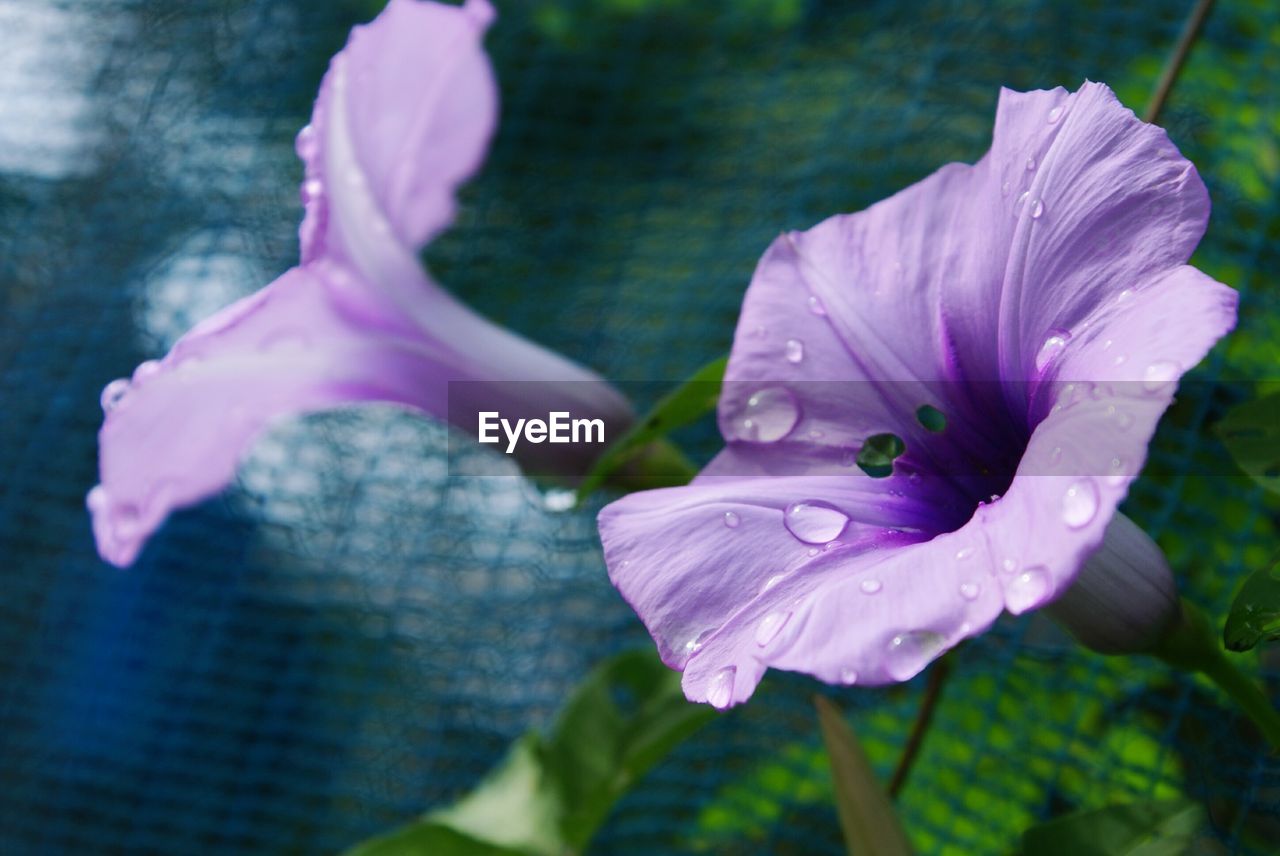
(1151, 598, 1280, 750)
(604, 438, 699, 491)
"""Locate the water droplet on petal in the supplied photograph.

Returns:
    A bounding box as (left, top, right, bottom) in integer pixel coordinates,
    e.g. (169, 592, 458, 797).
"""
(294, 124, 317, 161)
(859, 578, 882, 595)
(729, 386, 800, 443)
(959, 581, 980, 601)
(1062, 479, 1099, 528)
(86, 485, 108, 513)
(300, 177, 324, 204)
(840, 668, 858, 685)
(100, 378, 131, 413)
(955, 546, 975, 561)
(1014, 190, 1030, 217)
(1000, 180, 1011, 197)
(707, 666, 736, 710)
(807, 294, 826, 316)
(1029, 198, 1044, 219)
(1105, 457, 1129, 487)
(1034, 330, 1071, 372)
(1142, 360, 1180, 394)
(1026, 156, 1036, 171)
(1050, 446, 1063, 468)
(784, 500, 849, 544)
(756, 612, 790, 647)
(1002, 557, 1018, 574)
(885, 631, 946, 681)
(1047, 105, 1064, 124)
(132, 360, 161, 384)
(723, 511, 741, 529)
(685, 629, 715, 654)
(761, 573, 785, 593)
(1113, 407, 1133, 430)
(1006, 566, 1052, 614)
(784, 338, 804, 364)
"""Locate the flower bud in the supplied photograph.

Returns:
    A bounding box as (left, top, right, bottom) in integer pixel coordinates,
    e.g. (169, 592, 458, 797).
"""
(1046, 513, 1180, 655)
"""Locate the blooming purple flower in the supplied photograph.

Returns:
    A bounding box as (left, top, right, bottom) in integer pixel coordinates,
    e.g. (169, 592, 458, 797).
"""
(90, 0, 631, 567)
(598, 83, 1237, 709)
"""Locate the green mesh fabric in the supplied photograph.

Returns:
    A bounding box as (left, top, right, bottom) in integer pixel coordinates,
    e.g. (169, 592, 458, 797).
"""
(2, 0, 1278, 853)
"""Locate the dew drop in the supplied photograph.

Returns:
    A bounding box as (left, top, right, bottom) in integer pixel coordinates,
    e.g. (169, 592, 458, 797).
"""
(761, 573, 785, 593)
(723, 511, 741, 529)
(1050, 446, 1063, 468)
(1113, 353, 1128, 367)
(294, 124, 318, 161)
(729, 386, 800, 443)
(1006, 566, 1052, 614)
(685, 629, 714, 654)
(955, 547, 975, 561)
(859, 578, 883, 595)
(1002, 557, 1018, 574)
(100, 378, 131, 413)
(1142, 360, 1179, 394)
(840, 668, 858, 685)
(1105, 457, 1129, 487)
(1000, 180, 1011, 197)
(1026, 156, 1036, 171)
(1014, 190, 1030, 217)
(85, 485, 108, 513)
(132, 360, 161, 384)
(1113, 408, 1133, 430)
(807, 294, 827, 316)
(1047, 105, 1064, 124)
(959, 581, 981, 601)
(707, 667, 736, 710)
(301, 177, 324, 204)
(1029, 198, 1044, 219)
(784, 338, 805, 364)
(885, 631, 946, 681)
(784, 500, 850, 544)
(755, 612, 790, 647)
(1034, 330, 1071, 372)
(1062, 479, 1099, 529)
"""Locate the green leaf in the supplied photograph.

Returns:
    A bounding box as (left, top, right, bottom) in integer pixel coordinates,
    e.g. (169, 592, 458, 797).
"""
(1215, 390, 1280, 494)
(855, 432, 905, 478)
(342, 649, 715, 856)
(576, 354, 727, 501)
(1224, 556, 1280, 651)
(1020, 799, 1204, 856)
(814, 696, 914, 856)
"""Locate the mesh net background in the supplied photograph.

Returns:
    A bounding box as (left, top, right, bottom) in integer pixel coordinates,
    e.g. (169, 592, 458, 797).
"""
(1, 0, 1278, 853)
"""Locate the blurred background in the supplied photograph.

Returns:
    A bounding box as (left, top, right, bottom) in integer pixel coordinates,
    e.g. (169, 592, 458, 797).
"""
(1, 0, 1278, 852)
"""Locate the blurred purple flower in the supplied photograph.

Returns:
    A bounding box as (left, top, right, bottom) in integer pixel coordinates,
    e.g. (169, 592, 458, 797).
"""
(90, 0, 630, 567)
(598, 83, 1237, 709)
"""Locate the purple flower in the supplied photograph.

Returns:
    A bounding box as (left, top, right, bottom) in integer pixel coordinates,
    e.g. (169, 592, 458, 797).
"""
(89, 0, 631, 568)
(598, 83, 1237, 709)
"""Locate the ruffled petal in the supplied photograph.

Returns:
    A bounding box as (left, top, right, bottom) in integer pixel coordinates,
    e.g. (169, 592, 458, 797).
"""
(93, 261, 631, 567)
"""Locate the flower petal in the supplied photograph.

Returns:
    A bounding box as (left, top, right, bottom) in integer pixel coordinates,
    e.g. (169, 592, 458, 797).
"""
(93, 261, 631, 567)
(298, 0, 498, 328)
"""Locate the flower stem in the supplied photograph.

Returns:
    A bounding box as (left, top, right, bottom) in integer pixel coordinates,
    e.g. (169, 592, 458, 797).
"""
(1143, 0, 1216, 124)
(1150, 598, 1280, 750)
(888, 655, 953, 799)
(605, 438, 699, 491)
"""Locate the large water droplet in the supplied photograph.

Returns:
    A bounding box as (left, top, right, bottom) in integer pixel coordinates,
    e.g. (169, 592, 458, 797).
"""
(706, 667, 736, 710)
(755, 612, 790, 647)
(859, 578, 882, 595)
(730, 387, 800, 443)
(1006, 566, 1051, 614)
(784, 500, 849, 544)
(723, 511, 741, 529)
(784, 339, 804, 364)
(1029, 198, 1045, 219)
(1062, 479, 1099, 528)
(1142, 360, 1179, 394)
(959, 581, 981, 601)
(885, 631, 945, 681)
(807, 294, 826, 316)
(100, 378, 131, 413)
(1034, 330, 1071, 372)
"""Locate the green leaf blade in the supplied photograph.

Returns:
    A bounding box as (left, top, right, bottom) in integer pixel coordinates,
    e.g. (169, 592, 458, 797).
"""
(1224, 557, 1280, 652)
(1020, 799, 1204, 856)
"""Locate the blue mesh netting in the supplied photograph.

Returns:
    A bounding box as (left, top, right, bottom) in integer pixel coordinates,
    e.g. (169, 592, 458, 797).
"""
(2, 0, 1279, 853)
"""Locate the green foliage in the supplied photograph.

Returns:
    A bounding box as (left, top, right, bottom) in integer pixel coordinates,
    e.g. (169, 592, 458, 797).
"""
(1224, 556, 1280, 652)
(1215, 391, 1280, 495)
(1020, 800, 1204, 856)
(344, 650, 715, 855)
(576, 355, 726, 501)
(856, 433, 906, 478)
(815, 696, 914, 856)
